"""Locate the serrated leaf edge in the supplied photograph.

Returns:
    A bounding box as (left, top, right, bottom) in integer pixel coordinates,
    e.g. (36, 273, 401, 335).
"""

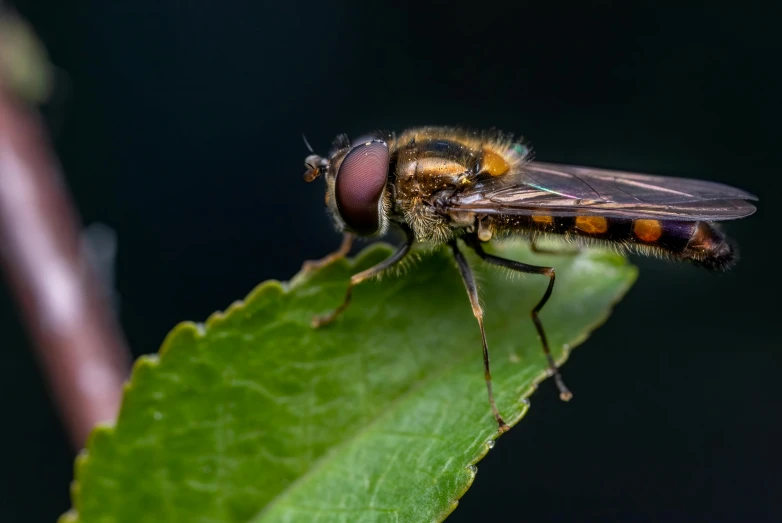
(61, 244, 638, 523)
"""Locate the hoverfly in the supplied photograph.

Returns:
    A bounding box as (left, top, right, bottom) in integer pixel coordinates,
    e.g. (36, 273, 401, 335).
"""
(303, 126, 757, 433)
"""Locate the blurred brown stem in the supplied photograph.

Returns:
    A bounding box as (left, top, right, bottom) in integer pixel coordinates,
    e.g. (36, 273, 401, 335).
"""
(0, 85, 130, 448)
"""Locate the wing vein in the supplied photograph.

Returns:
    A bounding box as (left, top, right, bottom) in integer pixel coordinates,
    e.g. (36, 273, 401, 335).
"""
(445, 161, 757, 221)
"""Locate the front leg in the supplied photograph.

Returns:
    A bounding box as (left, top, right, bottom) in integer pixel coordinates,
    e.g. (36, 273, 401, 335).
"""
(312, 227, 415, 328)
(301, 233, 354, 272)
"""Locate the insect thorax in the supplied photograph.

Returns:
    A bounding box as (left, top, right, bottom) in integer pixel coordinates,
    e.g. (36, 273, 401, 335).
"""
(389, 127, 527, 243)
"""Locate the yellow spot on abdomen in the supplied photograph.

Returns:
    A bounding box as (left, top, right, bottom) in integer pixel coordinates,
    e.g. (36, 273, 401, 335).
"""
(481, 148, 510, 177)
(575, 216, 609, 234)
(532, 215, 554, 225)
(634, 219, 663, 242)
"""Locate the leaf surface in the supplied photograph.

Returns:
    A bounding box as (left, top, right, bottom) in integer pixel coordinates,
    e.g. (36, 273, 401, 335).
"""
(62, 241, 637, 523)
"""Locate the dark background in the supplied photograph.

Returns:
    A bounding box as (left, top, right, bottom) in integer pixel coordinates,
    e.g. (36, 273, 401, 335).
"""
(2, 3, 780, 522)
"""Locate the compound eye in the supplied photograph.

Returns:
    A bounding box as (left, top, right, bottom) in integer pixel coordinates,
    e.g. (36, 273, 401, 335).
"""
(335, 140, 389, 235)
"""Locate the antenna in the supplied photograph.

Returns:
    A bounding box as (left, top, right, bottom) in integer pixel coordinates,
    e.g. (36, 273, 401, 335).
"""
(301, 133, 315, 154)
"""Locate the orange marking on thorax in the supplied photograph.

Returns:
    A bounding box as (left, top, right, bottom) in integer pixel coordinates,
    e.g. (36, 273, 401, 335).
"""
(481, 148, 510, 177)
(575, 216, 608, 234)
(532, 215, 554, 225)
(634, 219, 663, 242)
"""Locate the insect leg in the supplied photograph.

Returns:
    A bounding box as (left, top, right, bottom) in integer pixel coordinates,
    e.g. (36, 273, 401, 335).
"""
(449, 240, 510, 434)
(302, 233, 354, 272)
(311, 227, 414, 328)
(466, 236, 573, 402)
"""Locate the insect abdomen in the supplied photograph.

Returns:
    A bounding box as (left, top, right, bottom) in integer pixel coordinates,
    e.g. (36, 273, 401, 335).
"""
(492, 215, 735, 270)
(571, 217, 735, 270)
(675, 220, 735, 271)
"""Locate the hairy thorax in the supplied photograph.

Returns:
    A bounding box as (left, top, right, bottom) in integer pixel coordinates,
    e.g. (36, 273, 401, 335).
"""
(393, 156, 463, 242)
(388, 127, 523, 243)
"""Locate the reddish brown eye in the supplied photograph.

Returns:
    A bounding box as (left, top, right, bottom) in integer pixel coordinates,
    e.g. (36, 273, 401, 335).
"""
(335, 140, 389, 235)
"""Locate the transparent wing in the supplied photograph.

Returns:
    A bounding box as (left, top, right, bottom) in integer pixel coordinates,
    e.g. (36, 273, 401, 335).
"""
(447, 161, 758, 221)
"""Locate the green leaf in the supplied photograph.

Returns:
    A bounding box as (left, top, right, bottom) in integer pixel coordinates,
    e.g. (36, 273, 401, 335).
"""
(62, 241, 636, 523)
